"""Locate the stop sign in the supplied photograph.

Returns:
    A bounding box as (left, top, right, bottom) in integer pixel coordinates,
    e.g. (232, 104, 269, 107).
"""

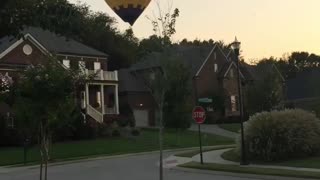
(192, 106, 206, 124)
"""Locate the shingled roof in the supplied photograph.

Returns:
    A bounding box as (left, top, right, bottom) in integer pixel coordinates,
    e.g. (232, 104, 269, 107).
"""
(131, 45, 213, 76)
(0, 27, 108, 58)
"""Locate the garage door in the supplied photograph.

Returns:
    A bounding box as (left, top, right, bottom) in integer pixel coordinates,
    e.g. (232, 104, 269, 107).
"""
(134, 110, 149, 127)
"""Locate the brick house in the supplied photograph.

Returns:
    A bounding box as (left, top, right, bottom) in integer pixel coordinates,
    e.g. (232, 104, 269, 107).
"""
(119, 44, 254, 125)
(118, 69, 156, 127)
(0, 27, 119, 125)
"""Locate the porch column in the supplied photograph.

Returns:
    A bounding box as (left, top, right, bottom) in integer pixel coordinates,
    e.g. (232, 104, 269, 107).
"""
(85, 83, 89, 109)
(115, 84, 119, 114)
(101, 84, 105, 114)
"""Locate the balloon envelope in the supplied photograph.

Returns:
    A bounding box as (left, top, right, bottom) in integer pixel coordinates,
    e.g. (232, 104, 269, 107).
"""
(105, 0, 151, 25)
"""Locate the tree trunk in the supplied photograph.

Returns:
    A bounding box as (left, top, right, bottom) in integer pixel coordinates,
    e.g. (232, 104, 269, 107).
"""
(39, 122, 44, 180)
(159, 102, 163, 180)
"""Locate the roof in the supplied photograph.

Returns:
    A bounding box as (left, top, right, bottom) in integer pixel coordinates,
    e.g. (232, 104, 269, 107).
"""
(131, 45, 213, 76)
(245, 63, 284, 82)
(286, 69, 320, 100)
(0, 27, 108, 58)
(118, 69, 149, 93)
(131, 44, 255, 81)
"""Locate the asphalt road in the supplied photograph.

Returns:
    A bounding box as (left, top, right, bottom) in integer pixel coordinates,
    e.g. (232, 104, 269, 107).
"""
(0, 152, 296, 180)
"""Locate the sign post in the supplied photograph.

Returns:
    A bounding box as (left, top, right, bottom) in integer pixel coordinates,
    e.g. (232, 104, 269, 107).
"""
(192, 106, 206, 164)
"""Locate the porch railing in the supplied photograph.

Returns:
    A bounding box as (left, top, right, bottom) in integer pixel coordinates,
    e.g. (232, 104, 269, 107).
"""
(105, 106, 117, 114)
(87, 105, 104, 123)
(85, 69, 118, 81)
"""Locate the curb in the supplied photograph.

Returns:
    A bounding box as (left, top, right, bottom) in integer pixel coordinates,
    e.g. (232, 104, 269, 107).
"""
(172, 167, 316, 180)
(0, 145, 227, 171)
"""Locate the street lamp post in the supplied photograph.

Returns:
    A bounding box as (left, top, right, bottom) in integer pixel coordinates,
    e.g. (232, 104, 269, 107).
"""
(231, 37, 249, 165)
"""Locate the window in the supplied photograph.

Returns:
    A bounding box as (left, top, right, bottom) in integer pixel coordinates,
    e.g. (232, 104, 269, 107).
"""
(230, 95, 238, 112)
(6, 113, 14, 128)
(79, 61, 86, 72)
(94, 62, 101, 71)
(230, 68, 234, 78)
(63, 60, 70, 68)
(214, 64, 218, 72)
(150, 72, 155, 80)
(214, 52, 217, 60)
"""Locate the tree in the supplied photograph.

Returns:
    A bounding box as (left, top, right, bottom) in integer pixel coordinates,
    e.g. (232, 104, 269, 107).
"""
(163, 59, 192, 130)
(14, 57, 86, 180)
(144, 2, 180, 179)
(0, 0, 89, 37)
(246, 60, 284, 114)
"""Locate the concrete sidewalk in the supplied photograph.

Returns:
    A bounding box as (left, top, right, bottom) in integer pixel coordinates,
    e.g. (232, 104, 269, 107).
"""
(165, 148, 320, 173)
(189, 124, 238, 139)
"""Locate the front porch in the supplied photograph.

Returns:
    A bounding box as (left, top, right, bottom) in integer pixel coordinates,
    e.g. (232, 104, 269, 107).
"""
(83, 83, 119, 123)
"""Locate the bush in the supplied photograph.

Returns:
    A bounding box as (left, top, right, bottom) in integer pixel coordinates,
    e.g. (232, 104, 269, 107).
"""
(131, 129, 140, 136)
(112, 129, 120, 137)
(237, 109, 320, 161)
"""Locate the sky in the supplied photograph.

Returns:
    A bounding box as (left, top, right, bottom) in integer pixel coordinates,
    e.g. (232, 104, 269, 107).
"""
(68, 0, 320, 61)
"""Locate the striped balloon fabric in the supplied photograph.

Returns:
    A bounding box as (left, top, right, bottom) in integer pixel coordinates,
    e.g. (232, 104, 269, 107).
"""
(105, 0, 151, 25)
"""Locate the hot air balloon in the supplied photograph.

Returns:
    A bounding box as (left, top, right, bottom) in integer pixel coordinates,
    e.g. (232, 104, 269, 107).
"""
(105, 0, 151, 26)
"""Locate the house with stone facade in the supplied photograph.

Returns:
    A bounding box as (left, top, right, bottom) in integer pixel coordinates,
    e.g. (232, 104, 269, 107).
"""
(0, 27, 119, 125)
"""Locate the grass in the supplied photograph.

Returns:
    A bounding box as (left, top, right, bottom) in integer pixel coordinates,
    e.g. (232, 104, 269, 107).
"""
(218, 123, 240, 133)
(222, 148, 320, 169)
(180, 162, 320, 179)
(175, 145, 235, 158)
(0, 129, 233, 166)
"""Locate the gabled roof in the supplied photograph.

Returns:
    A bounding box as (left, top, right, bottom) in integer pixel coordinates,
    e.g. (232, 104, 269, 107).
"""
(218, 61, 245, 79)
(195, 43, 230, 76)
(131, 45, 213, 76)
(286, 69, 320, 101)
(0, 27, 108, 58)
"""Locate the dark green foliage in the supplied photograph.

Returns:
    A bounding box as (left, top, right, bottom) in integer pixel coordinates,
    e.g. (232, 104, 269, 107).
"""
(246, 60, 284, 114)
(163, 57, 192, 130)
(237, 109, 320, 161)
(112, 129, 121, 137)
(131, 129, 140, 136)
(119, 103, 135, 127)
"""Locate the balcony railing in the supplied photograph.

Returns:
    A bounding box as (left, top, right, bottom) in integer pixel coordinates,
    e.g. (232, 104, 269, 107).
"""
(85, 69, 118, 81)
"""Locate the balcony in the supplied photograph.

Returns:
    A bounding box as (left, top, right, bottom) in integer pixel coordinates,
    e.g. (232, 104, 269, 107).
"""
(85, 69, 118, 81)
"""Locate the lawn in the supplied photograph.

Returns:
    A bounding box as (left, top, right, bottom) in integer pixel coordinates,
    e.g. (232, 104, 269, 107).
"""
(180, 162, 320, 179)
(222, 148, 320, 169)
(218, 123, 240, 133)
(0, 129, 234, 166)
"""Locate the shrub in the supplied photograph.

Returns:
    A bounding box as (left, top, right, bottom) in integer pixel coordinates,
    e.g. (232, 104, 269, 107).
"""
(131, 129, 140, 136)
(237, 109, 320, 161)
(112, 129, 120, 137)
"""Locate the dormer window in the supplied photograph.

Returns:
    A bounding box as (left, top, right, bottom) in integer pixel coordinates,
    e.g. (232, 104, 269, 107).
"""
(214, 64, 218, 73)
(63, 60, 70, 69)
